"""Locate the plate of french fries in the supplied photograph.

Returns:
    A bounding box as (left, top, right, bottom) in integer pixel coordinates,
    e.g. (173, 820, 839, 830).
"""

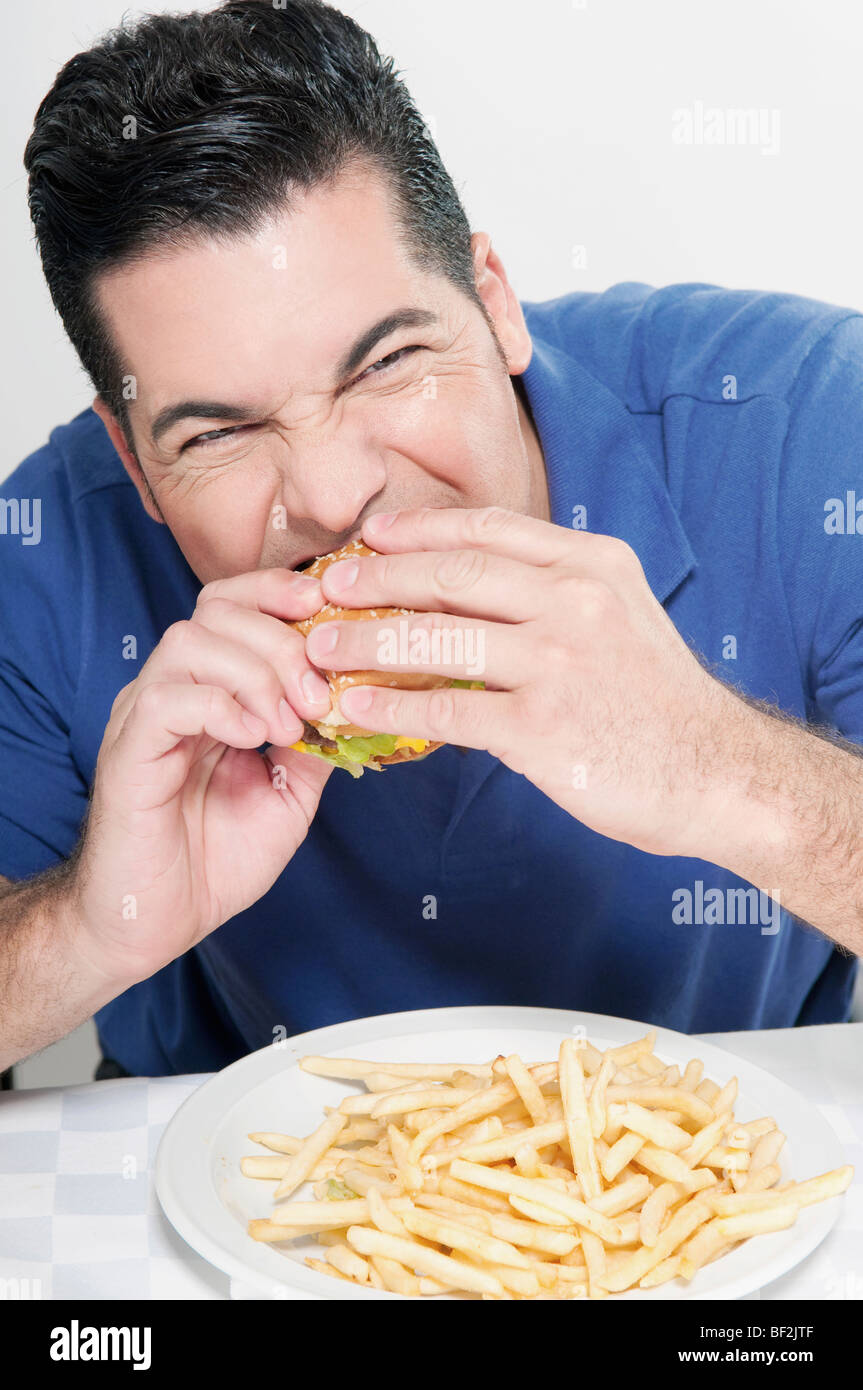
(155, 1006, 852, 1300)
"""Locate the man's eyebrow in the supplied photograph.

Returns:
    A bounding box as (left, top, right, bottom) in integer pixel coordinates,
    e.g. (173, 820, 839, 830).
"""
(150, 400, 256, 447)
(149, 306, 439, 448)
(334, 306, 439, 383)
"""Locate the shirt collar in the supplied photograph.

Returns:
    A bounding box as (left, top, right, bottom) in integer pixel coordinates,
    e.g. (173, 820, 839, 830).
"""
(520, 329, 695, 605)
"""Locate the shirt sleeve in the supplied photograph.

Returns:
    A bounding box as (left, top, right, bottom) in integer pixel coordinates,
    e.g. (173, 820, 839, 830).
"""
(0, 444, 89, 878)
(777, 313, 863, 742)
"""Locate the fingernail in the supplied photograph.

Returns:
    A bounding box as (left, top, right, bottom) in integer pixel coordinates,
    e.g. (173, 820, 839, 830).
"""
(242, 711, 267, 737)
(367, 511, 396, 531)
(308, 624, 339, 656)
(326, 559, 358, 591)
(279, 698, 300, 736)
(288, 573, 320, 593)
(301, 667, 330, 705)
(342, 687, 372, 714)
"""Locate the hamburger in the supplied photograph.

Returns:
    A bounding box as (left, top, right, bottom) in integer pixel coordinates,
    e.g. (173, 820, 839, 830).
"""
(288, 539, 480, 777)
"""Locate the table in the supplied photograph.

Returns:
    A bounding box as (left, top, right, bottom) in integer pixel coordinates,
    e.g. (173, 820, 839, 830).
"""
(1, 1023, 861, 1300)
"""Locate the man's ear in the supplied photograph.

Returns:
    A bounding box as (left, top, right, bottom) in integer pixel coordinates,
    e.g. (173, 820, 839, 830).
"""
(92, 396, 164, 524)
(470, 231, 532, 376)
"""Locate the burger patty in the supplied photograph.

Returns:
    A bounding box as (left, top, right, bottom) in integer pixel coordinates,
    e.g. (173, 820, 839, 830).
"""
(300, 720, 338, 751)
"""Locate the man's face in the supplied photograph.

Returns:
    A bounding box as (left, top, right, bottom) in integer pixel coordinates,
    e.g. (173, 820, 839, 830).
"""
(94, 161, 547, 583)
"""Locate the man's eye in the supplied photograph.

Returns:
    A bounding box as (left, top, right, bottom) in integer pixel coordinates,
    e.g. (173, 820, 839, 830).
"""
(184, 424, 255, 452)
(357, 345, 423, 382)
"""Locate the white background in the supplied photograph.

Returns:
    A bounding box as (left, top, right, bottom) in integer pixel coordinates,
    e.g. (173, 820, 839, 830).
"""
(2, 1, 862, 1082)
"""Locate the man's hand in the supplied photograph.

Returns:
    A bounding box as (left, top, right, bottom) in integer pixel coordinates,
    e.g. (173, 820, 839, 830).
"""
(68, 567, 336, 989)
(306, 506, 746, 861)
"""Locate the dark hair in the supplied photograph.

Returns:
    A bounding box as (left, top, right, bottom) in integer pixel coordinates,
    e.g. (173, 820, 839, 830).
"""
(23, 0, 486, 449)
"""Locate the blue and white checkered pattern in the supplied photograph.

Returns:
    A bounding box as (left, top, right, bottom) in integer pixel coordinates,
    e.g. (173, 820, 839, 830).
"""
(1, 1025, 861, 1301)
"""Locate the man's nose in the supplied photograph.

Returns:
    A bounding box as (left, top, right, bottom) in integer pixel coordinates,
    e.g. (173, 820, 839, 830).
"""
(281, 438, 388, 536)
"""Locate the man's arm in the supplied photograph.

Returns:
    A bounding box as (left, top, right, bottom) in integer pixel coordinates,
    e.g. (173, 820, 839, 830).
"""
(683, 684, 863, 956)
(0, 865, 123, 1072)
(0, 565, 334, 1071)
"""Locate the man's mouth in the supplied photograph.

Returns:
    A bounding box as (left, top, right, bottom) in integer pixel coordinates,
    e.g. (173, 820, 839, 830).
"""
(293, 528, 365, 572)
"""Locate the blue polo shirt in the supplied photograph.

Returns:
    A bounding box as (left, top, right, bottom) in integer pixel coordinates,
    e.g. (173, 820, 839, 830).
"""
(2, 282, 862, 1075)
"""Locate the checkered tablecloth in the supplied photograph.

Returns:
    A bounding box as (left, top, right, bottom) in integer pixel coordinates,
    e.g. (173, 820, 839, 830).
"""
(1, 1023, 861, 1300)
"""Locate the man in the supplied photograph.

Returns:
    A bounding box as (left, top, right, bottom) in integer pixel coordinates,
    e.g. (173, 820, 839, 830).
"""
(2, 0, 862, 1079)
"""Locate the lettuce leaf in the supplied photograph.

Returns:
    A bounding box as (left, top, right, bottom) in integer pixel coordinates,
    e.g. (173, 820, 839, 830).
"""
(291, 743, 368, 777)
(334, 733, 399, 763)
(293, 686, 483, 776)
(292, 733, 399, 777)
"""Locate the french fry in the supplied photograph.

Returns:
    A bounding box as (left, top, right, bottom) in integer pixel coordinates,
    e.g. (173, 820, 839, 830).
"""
(749, 1128, 786, 1175)
(362, 1070, 423, 1092)
(639, 1181, 677, 1246)
(635, 1052, 666, 1077)
(402, 1207, 533, 1270)
(371, 1254, 422, 1296)
(640, 1254, 683, 1287)
(695, 1077, 721, 1104)
(601, 1129, 644, 1182)
(706, 1165, 852, 1216)
(249, 1219, 310, 1242)
(742, 1162, 782, 1194)
(679, 1059, 704, 1092)
(588, 1057, 614, 1139)
(345, 1225, 504, 1296)
(580, 1230, 608, 1299)
(336, 1082, 427, 1116)
(326, 1242, 372, 1283)
(438, 1173, 515, 1215)
(605, 1031, 657, 1066)
(560, 1039, 602, 1199)
(371, 1086, 477, 1118)
(614, 1101, 692, 1153)
(514, 1141, 541, 1178)
(304, 1257, 351, 1282)
(388, 1123, 424, 1193)
(679, 1114, 727, 1168)
(632, 1143, 694, 1185)
(247, 1131, 302, 1154)
(335, 1168, 402, 1198)
(588, 1173, 652, 1217)
(740, 1117, 777, 1140)
(703, 1146, 750, 1171)
(605, 1086, 713, 1127)
(367, 1185, 408, 1236)
(300, 1056, 492, 1081)
(509, 1194, 577, 1227)
(273, 1112, 348, 1200)
(677, 1217, 729, 1278)
(504, 1054, 549, 1125)
(715, 1204, 799, 1239)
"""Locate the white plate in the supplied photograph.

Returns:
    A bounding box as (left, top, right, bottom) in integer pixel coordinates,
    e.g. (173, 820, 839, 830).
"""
(155, 1005, 848, 1300)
